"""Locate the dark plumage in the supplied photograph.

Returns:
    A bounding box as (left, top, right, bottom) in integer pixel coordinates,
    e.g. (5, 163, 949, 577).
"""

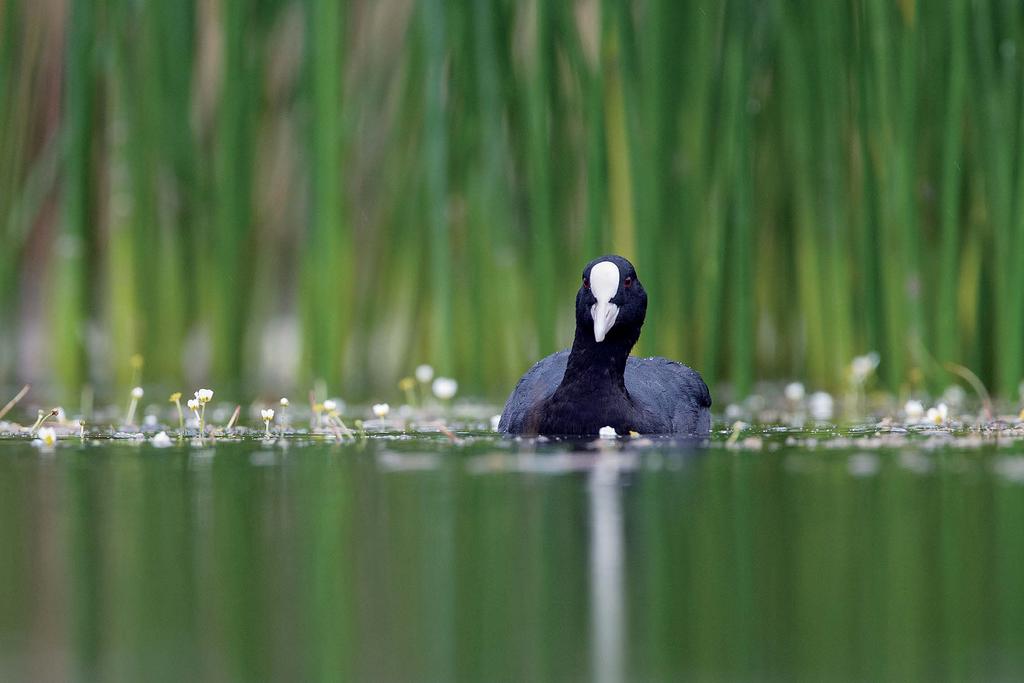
(498, 255, 711, 436)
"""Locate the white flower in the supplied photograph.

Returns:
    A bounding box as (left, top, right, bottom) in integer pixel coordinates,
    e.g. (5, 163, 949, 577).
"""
(598, 426, 617, 439)
(784, 382, 805, 402)
(850, 352, 880, 384)
(926, 403, 949, 425)
(187, 398, 199, 411)
(432, 377, 458, 400)
(279, 397, 289, 407)
(131, 386, 144, 399)
(490, 414, 502, 431)
(415, 364, 435, 383)
(261, 408, 275, 421)
(195, 388, 213, 403)
(372, 403, 390, 418)
(904, 400, 925, 423)
(151, 431, 172, 447)
(323, 399, 337, 412)
(37, 427, 57, 446)
(808, 391, 834, 420)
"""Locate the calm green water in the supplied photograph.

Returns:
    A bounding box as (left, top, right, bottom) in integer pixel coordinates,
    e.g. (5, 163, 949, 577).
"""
(2, 430, 1024, 682)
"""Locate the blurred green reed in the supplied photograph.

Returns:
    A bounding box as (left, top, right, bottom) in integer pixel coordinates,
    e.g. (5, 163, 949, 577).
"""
(305, 0, 349, 390)
(3, 0, 1024, 402)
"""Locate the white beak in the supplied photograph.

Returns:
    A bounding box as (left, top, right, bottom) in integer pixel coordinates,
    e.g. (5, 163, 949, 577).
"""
(592, 300, 619, 342)
(588, 261, 620, 342)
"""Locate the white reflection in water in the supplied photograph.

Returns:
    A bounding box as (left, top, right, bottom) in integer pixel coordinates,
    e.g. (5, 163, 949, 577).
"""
(589, 455, 625, 683)
(376, 450, 442, 471)
(465, 451, 640, 475)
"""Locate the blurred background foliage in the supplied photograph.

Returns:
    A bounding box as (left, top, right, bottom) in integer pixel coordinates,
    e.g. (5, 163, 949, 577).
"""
(1, 0, 1023, 403)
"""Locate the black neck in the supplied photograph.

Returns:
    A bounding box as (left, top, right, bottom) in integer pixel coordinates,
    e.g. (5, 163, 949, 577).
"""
(558, 324, 639, 394)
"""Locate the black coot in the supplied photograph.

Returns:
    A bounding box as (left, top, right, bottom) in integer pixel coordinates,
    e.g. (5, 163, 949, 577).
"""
(498, 255, 711, 436)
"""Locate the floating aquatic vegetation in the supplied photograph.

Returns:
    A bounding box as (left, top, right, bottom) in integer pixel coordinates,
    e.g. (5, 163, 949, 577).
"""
(35, 427, 56, 448)
(3, 370, 1024, 454)
(151, 431, 172, 448)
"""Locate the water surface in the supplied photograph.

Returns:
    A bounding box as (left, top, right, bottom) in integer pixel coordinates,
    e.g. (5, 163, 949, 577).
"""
(2, 428, 1024, 681)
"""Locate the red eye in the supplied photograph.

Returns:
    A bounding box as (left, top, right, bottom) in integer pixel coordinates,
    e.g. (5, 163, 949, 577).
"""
(624, 276, 633, 288)
(583, 277, 590, 290)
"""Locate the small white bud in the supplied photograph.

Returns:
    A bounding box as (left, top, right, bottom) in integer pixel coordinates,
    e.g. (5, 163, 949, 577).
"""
(372, 403, 390, 418)
(432, 377, 458, 400)
(904, 400, 925, 423)
(850, 352, 880, 384)
(131, 386, 144, 399)
(808, 392, 834, 420)
(415, 364, 435, 383)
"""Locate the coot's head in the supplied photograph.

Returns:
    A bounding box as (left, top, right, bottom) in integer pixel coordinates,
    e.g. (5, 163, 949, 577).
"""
(576, 255, 647, 344)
